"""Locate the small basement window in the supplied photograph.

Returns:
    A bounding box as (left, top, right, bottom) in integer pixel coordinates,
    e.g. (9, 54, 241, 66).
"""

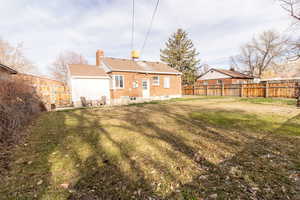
(152, 76, 160, 86)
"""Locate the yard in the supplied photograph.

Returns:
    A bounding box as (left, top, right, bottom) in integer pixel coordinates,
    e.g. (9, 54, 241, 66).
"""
(1, 97, 300, 200)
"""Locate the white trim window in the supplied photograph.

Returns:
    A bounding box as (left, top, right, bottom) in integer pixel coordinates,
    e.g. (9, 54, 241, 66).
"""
(113, 75, 124, 89)
(152, 76, 160, 86)
(164, 77, 170, 88)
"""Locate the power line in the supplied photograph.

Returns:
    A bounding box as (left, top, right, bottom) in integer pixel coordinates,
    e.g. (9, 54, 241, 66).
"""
(140, 0, 160, 56)
(131, 0, 135, 51)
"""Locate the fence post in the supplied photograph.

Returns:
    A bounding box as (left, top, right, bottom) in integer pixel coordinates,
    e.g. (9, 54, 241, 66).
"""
(192, 84, 195, 95)
(265, 81, 269, 98)
(221, 83, 224, 96)
(240, 84, 243, 97)
(206, 85, 208, 96)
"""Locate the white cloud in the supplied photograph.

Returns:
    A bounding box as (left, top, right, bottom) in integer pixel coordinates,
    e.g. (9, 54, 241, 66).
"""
(0, 0, 296, 75)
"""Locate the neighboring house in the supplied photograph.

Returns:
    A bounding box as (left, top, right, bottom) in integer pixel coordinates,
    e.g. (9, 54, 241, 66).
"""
(0, 63, 17, 80)
(197, 68, 254, 85)
(68, 50, 182, 106)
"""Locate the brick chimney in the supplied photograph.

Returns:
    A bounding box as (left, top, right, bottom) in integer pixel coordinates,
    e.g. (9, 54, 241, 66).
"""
(96, 50, 104, 66)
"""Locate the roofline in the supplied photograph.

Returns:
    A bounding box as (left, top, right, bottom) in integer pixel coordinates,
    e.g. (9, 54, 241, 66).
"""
(17, 73, 66, 83)
(71, 75, 110, 79)
(0, 63, 18, 74)
(107, 69, 182, 75)
(102, 59, 182, 75)
(198, 68, 253, 79)
(213, 68, 253, 79)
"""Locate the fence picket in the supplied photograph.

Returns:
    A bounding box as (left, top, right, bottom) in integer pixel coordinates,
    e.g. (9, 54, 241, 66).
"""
(183, 81, 300, 99)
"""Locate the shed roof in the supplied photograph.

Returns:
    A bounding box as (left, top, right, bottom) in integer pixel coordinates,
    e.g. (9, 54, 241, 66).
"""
(68, 64, 108, 77)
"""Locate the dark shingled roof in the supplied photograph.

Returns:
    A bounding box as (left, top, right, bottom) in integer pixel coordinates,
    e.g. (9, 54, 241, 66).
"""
(0, 63, 17, 74)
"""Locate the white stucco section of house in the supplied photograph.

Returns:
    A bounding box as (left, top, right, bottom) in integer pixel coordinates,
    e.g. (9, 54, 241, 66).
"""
(70, 77, 111, 106)
(198, 70, 231, 80)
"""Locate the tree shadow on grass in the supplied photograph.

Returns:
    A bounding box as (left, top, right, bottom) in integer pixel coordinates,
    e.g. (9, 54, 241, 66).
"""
(65, 104, 295, 199)
(4, 104, 300, 200)
(165, 113, 300, 200)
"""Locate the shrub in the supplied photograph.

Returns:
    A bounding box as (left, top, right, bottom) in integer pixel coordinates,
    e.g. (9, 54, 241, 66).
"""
(0, 79, 45, 172)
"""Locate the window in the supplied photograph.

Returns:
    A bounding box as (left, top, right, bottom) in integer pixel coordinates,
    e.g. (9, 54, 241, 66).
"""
(142, 80, 148, 89)
(152, 76, 160, 86)
(217, 80, 222, 84)
(114, 75, 124, 89)
(164, 77, 170, 88)
(133, 81, 138, 88)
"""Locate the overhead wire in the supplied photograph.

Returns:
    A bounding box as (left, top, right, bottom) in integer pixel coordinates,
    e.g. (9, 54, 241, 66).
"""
(140, 0, 160, 56)
(131, 0, 135, 51)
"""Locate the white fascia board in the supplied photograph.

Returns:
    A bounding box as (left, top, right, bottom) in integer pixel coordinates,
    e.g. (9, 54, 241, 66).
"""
(71, 75, 110, 79)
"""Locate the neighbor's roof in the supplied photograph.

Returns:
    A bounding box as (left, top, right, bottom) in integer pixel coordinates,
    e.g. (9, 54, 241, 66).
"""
(68, 64, 108, 77)
(200, 68, 253, 79)
(103, 57, 181, 74)
(0, 63, 18, 74)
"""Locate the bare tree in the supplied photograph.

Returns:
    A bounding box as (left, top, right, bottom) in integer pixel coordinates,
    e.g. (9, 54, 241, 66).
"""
(235, 30, 289, 77)
(197, 64, 210, 76)
(0, 38, 34, 73)
(51, 51, 88, 83)
(279, 0, 300, 21)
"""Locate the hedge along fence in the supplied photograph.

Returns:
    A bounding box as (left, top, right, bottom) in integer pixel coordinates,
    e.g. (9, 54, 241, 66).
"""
(183, 80, 300, 99)
(12, 73, 71, 110)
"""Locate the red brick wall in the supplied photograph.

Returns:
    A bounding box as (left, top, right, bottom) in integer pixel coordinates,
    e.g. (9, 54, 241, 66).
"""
(109, 72, 182, 99)
(12, 74, 71, 109)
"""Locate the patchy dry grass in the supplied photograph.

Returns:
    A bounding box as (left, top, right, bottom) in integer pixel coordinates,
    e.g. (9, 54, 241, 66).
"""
(1, 97, 300, 200)
(239, 97, 297, 106)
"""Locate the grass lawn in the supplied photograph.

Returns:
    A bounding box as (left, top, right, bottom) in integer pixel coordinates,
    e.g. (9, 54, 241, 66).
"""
(1, 97, 300, 200)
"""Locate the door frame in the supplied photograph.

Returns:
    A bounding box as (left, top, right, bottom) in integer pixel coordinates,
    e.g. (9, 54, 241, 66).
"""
(142, 79, 150, 98)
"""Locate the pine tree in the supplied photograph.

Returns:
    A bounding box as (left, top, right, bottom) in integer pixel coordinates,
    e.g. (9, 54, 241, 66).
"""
(160, 29, 200, 85)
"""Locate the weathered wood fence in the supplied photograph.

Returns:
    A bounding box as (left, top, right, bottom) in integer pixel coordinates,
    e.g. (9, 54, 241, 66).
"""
(183, 81, 300, 98)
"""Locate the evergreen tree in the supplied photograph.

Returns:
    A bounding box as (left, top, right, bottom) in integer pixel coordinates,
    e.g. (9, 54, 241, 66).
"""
(160, 29, 200, 84)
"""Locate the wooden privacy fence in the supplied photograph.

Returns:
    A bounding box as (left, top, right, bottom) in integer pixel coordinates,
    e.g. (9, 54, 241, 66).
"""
(183, 81, 300, 98)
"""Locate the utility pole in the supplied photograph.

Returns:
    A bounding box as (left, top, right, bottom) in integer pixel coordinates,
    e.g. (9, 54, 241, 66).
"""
(297, 82, 300, 108)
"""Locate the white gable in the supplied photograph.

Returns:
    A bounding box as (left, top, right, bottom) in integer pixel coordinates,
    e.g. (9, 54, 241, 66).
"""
(198, 69, 231, 80)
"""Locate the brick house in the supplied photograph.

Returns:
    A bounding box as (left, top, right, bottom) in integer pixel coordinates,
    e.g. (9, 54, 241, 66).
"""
(197, 68, 254, 85)
(68, 50, 182, 106)
(0, 63, 17, 80)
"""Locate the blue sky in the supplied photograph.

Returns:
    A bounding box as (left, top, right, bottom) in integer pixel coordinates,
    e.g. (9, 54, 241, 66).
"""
(0, 0, 295, 75)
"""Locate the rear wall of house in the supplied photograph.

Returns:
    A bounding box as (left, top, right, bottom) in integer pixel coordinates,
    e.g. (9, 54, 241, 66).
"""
(109, 71, 182, 99)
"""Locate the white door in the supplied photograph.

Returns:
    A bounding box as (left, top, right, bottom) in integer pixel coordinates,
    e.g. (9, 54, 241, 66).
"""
(142, 79, 150, 98)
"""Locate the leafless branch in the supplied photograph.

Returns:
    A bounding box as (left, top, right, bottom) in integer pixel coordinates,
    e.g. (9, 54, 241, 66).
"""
(50, 51, 88, 83)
